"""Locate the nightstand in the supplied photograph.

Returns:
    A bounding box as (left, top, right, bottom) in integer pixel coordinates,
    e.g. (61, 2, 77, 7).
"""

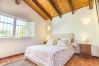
(79, 44, 91, 57)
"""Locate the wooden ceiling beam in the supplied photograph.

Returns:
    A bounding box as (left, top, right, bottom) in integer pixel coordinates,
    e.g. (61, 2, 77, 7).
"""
(24, 0, 47, 20)
(15, 0, 21, 5)
(67, 0, 74, 14)
(48, 0, 62, 18)
(89, 0, 94, 9)
(32, 0, 52, 20)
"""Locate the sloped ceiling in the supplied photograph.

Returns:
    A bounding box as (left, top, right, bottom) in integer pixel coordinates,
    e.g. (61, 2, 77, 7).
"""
(24, 0, 94, 20)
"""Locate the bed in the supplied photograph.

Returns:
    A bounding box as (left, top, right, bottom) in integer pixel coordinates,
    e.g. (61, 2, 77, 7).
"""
(25, 33, 75, 66)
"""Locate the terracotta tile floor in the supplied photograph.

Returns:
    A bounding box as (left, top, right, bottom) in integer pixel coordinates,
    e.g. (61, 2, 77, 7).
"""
(0, 54, 99, 66)
(65, 54, 99, 66)
(0, 54, 24, 66)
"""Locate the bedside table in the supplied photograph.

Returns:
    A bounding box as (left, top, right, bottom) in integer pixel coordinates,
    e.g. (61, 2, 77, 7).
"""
(79, 44, 91, 57)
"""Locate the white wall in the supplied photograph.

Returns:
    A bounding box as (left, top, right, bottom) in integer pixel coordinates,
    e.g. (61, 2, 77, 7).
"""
(0, 37, 37, 58)
(0, 0, 49, 58)
(51, 6, 99, 46)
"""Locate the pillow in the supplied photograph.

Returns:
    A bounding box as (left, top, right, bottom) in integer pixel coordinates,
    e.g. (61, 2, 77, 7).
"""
(60, 38, 69, 46)
(70, 43, 77, 46)
(57, 39, 67, 47)
(47, 39, 56, 45)
(62, 38, 72, 46)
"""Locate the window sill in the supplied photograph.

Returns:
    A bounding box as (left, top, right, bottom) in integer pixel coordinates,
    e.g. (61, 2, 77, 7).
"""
(0, 36, 34, 39)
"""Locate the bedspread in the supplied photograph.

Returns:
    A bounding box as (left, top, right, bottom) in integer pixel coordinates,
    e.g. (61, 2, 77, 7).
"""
(25, 45, 75, 66)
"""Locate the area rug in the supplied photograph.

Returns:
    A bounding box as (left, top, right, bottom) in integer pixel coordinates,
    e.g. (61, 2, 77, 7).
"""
(4, 59, 38, 66)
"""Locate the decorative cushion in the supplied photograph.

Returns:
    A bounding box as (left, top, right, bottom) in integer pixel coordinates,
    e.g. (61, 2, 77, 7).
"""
(63, 38, 72, 46)
(57, 39, 67, 47)
(60, 38, 70, 46)
(47, 39, 56, 45)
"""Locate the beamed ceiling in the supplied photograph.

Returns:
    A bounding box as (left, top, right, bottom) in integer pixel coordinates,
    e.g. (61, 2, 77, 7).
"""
(23, 0, 94, 20)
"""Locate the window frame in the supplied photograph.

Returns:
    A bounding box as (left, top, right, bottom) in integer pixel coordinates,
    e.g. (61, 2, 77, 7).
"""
(15, 19, 28, 37)
(0, 13, 29, 38)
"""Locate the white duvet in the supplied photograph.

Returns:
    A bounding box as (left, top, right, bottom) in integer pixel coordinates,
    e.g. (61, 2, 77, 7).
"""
(25, 45, 75, 66)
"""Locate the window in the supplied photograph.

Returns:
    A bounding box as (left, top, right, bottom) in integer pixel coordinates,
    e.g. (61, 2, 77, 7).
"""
(16, 20, 27, 37)
(0, 14, 35, 38)
(0, 15, 14, 37)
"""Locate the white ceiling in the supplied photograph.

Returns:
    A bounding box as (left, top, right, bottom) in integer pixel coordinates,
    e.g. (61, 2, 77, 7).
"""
(0, 0, 45, 22)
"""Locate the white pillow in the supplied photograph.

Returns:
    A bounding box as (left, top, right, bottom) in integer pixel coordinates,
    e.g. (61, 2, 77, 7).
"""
(60, 39, 69, 46)
(57, 39, 67, 47)
(62, 38, 71, 46)
(47, 39, 55, 45)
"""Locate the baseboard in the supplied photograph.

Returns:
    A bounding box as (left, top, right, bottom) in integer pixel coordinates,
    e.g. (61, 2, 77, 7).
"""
(75, 53, 99, 58)
(74, 53, 80, 55)
(0, 53, 24, 60)
(92, 56, 99, 58)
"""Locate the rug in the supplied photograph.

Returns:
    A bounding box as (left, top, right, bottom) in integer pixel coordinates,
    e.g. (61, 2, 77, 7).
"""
(4, 59, 38, 66)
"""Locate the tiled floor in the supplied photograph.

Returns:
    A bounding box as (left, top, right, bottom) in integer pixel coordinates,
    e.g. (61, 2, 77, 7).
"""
(65, 54, 99, 66)
(0, 54, 99, 66)
(0, 54, 24, 66)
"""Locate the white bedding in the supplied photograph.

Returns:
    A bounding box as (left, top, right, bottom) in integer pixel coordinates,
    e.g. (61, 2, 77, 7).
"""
(25, 45, 75, 66)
